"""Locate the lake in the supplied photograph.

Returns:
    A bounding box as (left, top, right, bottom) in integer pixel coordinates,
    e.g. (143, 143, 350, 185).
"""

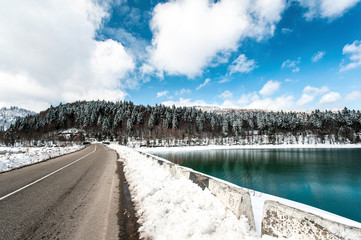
(154, 148, 361, 223)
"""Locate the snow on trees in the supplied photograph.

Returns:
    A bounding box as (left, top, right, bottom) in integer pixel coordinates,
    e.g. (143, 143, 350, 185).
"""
(2, 101, 361, 146)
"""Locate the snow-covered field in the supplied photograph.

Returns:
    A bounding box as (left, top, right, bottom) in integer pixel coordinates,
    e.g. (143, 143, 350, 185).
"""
(0, 145, 83, 172)
(110, 144, 266, 239)
(140, 143, 361, 153)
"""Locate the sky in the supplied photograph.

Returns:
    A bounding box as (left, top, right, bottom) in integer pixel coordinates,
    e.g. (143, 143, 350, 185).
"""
(0, 0, 361, 112)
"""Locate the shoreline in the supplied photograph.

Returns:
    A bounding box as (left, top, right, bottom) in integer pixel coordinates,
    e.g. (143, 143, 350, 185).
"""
(138, 143, 361, 153)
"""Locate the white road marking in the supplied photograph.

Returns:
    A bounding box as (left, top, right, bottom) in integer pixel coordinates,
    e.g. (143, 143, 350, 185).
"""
(0, 145, 97, 201)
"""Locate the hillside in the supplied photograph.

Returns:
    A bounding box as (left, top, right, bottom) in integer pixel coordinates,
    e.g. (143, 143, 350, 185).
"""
(2, 101, 361, 146)
(0, 107, 36, 132)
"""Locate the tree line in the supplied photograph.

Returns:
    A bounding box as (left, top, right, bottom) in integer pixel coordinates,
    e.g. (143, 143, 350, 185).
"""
(2, 100, 361, 146)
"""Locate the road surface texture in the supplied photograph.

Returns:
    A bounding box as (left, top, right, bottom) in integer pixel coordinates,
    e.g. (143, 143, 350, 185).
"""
(0, 144, 139, 240)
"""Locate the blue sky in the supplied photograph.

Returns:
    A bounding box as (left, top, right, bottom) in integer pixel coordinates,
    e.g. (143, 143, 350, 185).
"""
(0, 0, 361, 112)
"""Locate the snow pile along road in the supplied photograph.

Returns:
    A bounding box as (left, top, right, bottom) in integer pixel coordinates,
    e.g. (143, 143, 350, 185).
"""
(0, 145, 83, 172)
(110, 144, 262, 240)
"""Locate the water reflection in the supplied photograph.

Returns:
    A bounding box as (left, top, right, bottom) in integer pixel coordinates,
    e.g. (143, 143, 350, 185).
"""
(155, 149, 361, 223)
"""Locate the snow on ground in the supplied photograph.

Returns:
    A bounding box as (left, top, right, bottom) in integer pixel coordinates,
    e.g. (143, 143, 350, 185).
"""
(140, 143, 361, 153)
(0, 145, 83, 172)
(109, 144, 268, 240)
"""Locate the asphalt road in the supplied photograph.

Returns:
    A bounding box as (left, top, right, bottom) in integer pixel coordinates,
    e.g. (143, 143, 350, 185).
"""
(0, 144, 139, 240)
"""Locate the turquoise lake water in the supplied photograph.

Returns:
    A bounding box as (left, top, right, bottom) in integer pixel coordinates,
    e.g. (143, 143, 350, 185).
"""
(154, 148, 361, 223)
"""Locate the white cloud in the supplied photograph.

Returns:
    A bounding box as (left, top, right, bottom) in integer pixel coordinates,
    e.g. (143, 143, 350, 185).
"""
(244, 95, 295, 110)
(219, 90, 233, 99)
(297, 0, 361, 20)
(304, 85, 330, 95)
(237, 92, 259, 106)
(312, 51, 326, 62)
(292, 67, 300, 73)
(285, 78, 298, 82)
(89, 39, 135, 87)
(162, 98, 209, 107)
(210, 51, 232, 67)
(175, 88, 191, 96)
(156, 90, 169, 98)
(345, 91, 361, 101)
(102, 27, 149, 63)
(147, 0, 286, 78)
(0, 71, 55, 111)
(218, 78, 230, 83)
(281, 28, 293, 34)
(196, 78, 211, 91)
(220, 100, 239, 108)
(229, 54, 257, 74)
(296, 85, 329, 106)
(281, 58, 301, 72)
(0, 0, 135, 112)
(319, 91, 341, 104)
(218, 83, 345, 110)
(236, 84, 293, 110)
(340, 40, 361, 72)
(259, 80, 280, 96)
(296, 94, 314, 106)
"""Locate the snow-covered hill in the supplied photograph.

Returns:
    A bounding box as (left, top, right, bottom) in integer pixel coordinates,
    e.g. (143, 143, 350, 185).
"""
(0, 107, 36, 131)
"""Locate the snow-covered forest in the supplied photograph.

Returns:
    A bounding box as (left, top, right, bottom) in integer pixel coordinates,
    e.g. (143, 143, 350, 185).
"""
(0, 106, 36, 132)
(1, 101, 361, 146)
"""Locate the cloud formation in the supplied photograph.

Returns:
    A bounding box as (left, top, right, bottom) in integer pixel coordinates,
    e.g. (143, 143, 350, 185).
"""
(345, 91, 361, 101)
(162, 98, 209, 107)
(229, 54, 257, 74)
(147, 0, 286, 77)
(259, 80, 281, 96)
(281, 58, 301, 72)
(161, 82, 343, 111)
(319, 91, 341, 104)
(340, 40, 361, 71)
(243, 95, 294, 110)
(297, 0, 361, 20)
(297, 85, 329, 106)
(312, 51, 326, 62)
(156, 90, 169, 98)
(175, 88, 191, 96)
(0, 0, 135, 112)
(196, 79, 211, 91)
(219, 90, 233, 99)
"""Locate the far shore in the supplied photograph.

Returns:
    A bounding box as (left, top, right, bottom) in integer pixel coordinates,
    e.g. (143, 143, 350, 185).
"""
(138, 143, 361, 153)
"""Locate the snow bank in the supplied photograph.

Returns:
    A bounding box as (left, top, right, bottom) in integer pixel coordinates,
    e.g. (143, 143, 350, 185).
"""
(140, 143, 361, 153)
(109, 144, 262, 240)
(0, 145, 83, 172)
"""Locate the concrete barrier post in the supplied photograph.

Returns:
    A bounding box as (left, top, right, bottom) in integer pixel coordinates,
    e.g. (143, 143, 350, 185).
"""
(262, 200, 361, 240)
(208, 178, 256, 230)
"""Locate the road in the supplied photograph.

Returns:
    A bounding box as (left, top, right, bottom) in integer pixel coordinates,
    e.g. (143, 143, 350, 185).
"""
(0, 144, 139, 240)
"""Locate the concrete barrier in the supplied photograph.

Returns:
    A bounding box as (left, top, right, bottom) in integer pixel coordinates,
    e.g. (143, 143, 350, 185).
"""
(174, 165, 191, 179)
(208, 178, 256, 230)
(262, 200, 361, 240)
(188, 171, 209, 190)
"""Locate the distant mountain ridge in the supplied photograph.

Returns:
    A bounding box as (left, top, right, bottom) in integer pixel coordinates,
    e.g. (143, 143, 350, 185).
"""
(0, 107, 36, 131)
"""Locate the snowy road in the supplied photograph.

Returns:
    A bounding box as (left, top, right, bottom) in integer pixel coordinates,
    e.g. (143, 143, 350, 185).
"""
(0, 144, 137, 240)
